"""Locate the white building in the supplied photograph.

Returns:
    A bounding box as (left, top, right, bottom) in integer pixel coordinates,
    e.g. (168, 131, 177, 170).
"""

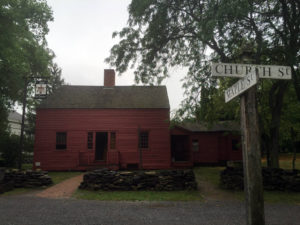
(8, 111, 22, 136)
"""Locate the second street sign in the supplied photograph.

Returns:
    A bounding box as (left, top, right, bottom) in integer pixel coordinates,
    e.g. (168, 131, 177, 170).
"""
(225, 71, 258, 103)
(212, 62, 291, 80)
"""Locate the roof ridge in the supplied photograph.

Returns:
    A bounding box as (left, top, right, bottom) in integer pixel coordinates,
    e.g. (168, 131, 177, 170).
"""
(38, 85, 170, 109)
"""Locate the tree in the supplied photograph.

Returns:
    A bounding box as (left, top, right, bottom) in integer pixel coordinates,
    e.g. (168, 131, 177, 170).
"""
(106, 0, 300, 168)
(26, 62, 65, 137)
(0, 0, 54, 136)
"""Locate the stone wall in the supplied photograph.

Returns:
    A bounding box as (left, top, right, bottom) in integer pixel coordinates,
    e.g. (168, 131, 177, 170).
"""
(0, 168, 14, 194)
(220, 167, 300, 192)
(0, 169, 53, 194)
(79, 169, 198, 191)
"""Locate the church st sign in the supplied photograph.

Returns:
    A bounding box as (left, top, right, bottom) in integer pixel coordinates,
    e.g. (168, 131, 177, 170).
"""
(211, 62, 291, 80)
(225, 71, 258, 103)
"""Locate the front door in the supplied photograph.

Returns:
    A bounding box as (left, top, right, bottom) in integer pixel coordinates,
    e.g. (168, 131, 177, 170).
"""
(171, 135, 190, 161)
(95, 132, 108, 160)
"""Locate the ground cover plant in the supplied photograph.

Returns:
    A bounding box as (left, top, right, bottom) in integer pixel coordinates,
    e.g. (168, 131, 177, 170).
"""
(195, 154, 300, 204)
(0, 166, 82, 196)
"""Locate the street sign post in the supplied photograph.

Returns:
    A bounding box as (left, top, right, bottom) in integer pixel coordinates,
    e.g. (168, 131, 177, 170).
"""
(211, 61, 291, 225)
(225, 70, 258, 103)
(212, 62, 291, 79)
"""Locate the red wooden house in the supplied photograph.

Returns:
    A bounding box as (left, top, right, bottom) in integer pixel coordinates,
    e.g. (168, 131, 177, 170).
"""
(34, 69, 242, 171)
(170, 121, 242, 167)
(34, 69, 171, 170)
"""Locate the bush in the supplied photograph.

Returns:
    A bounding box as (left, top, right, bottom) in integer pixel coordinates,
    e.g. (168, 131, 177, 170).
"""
(0, 134, 20, 167)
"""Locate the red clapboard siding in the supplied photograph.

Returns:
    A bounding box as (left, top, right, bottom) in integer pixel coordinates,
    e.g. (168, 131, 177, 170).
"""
(34, 108, 171, 170)
(191, 132, 242, 163)
(170, 127, 242, 165)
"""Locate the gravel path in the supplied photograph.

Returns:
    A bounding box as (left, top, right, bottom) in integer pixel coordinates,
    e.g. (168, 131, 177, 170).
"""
(35, 174, 83, 199)
(0, 195, 299, 225)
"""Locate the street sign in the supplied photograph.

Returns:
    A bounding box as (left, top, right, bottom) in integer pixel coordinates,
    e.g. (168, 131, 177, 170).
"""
(225, 71, 258, 103)
(212, 62, 291, 80)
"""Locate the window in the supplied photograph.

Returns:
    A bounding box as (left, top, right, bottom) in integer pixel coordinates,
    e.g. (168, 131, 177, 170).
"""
(139, 131, 149, 149)
(232, 139, 240, 151)
(87, 132, 93, 149)
(192, 139, 199, 151)
(56, 132, 67, 149)
(110, 132, 116, 149)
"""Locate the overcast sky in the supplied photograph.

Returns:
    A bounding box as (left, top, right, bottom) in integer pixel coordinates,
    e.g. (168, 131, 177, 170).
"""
(46, 0, 185, 111)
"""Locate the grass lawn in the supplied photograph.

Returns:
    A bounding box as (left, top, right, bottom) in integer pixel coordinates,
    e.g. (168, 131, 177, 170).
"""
(0, 187, 42, 197)
(193, 154, 300, 204)
(21, 163, 33, 170)
(48, 172, 83, 184)
(74, 189, 203, 201)
(193, 166, 224, 187)
(262, 153, 300, 170)
(1, 170, 83, 197)
(2, 154, 299, 202)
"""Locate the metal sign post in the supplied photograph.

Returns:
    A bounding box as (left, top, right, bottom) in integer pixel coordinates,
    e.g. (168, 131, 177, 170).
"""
(212, 61, 291, 225)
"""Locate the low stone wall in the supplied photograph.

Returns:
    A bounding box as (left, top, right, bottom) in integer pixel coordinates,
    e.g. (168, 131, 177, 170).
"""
(0, 168, 14, 194)
(79, 169, 198, 191)
(220, 167, 300, 192)
(0, 169, 53, 194)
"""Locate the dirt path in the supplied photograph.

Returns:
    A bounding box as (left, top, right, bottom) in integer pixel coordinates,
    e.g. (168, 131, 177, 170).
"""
(197, 178, 239, 201)
(36, 174, 83, 199)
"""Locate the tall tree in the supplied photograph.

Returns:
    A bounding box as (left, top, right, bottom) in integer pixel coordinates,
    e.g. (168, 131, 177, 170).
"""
(0, 0, 53, 135)
(106, 0, 300, 168)
(26, 62, 65, 137)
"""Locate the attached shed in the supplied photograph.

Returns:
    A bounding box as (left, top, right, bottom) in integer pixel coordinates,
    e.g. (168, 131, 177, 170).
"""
(171, 121, 242, 166)
(34, 70, 171, 171)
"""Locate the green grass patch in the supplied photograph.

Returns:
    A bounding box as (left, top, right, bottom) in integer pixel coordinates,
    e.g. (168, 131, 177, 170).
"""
(193, 166, 224, 187)
(1, 188, 34, 196)
(264, 191, 300, 204)
(22, 163, 33, 170)
(1, 172, 83, 197)
(1, 187, 43, 197)
(262, 153, 300, 170)
(194, 165, 300, 204)
(48, 172, 83, 184)
(73, 189, 203, 201)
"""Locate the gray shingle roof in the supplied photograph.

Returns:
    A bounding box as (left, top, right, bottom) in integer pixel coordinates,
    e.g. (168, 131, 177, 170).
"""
(38, 85, 170, 109)
(177, 121, 240, 132)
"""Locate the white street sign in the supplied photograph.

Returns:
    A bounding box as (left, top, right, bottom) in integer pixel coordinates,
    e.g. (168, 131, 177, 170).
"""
(225, 71, 258, 103)
(212, 62, 291, 80)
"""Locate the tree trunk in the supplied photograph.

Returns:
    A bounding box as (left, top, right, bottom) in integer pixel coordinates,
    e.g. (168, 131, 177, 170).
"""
(291, 127, 297, 171)
(268, 81, 289, 168)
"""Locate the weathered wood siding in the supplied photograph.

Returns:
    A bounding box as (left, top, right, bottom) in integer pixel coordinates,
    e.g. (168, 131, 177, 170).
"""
(170, 127, 242, 164)
(191, 132, 242, 163)
(34, 109, 171, 170)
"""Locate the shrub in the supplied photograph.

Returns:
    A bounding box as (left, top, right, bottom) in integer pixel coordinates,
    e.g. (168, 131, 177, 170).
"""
(0, 134, 20, 167)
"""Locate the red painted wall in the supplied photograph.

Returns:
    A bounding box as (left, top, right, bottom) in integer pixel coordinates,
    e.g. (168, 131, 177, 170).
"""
(34, 108, 171, 170)
(170, 127, 242, 164)
(191, 132, 242, 163)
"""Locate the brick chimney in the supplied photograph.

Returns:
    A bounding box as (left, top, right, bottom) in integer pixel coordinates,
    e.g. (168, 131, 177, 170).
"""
(104, 69, 115, 87)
